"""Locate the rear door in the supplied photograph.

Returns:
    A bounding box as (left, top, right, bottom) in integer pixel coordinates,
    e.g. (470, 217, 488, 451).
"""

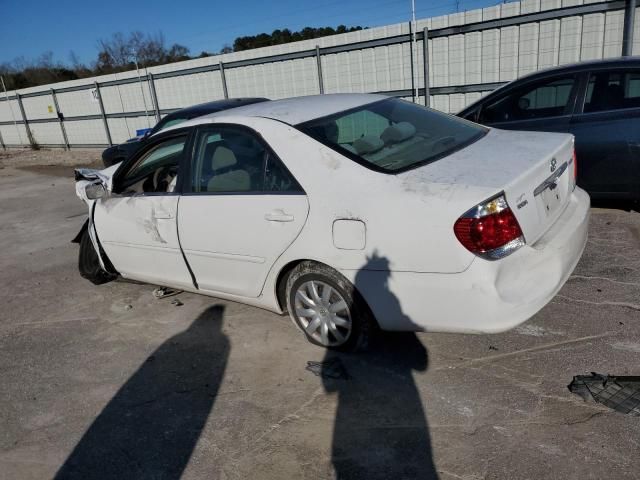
(177, 125, 309, 297)
(477, 74, 580, 134)
(568, 68, 640, 198)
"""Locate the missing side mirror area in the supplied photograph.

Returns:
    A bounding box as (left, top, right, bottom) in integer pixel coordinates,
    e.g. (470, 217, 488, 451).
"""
(85, 182, 106, 200)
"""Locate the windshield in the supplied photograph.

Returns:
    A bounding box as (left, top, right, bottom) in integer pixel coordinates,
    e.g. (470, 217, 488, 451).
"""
(152, 116, 189, 134)
(297, 98, 487, 173)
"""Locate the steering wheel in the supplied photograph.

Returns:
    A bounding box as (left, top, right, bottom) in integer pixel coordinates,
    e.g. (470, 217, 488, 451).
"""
(152, 165, 178, 192)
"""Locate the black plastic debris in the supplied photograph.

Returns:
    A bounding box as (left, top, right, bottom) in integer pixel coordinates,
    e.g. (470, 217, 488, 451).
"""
(568, 373, 640, 416)
(152, 286, 182, 299)
(306, 358, 349, 380)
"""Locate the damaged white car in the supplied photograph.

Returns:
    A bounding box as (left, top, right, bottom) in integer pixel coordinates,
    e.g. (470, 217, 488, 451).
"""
(74, 94, 590, 350)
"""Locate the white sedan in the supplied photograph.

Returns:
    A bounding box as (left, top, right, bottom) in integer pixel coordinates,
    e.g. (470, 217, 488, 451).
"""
(74, 94, 590, 351)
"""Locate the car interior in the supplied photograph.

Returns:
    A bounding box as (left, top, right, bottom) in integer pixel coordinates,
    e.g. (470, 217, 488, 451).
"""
(584, 71, 640, 113)
(117, 136, 186, 195)
(304, 100, 483, 171)
(192, 129, 300, 193)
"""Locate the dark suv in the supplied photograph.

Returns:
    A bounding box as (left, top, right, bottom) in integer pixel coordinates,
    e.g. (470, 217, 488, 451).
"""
(101, 98, 269, 167)
(458, 58, 640, 199)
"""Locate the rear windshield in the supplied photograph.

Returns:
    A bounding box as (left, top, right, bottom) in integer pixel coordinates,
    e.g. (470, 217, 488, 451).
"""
(152, 116, 189, 134)
(297, 98, 487, 173)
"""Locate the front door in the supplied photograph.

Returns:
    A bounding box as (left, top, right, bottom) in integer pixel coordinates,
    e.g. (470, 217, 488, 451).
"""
(477, 74, 579, 135)
(178, 125, 309, 297)
(94, 132, 195, 288)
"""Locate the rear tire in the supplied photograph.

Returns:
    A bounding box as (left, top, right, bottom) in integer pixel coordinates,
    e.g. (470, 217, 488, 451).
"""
(78, 229, 117, 285)
(285, 261, 374, 351)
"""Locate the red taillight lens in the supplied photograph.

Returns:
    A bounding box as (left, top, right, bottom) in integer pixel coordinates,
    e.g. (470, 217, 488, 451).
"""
(454, 194, 524, 260)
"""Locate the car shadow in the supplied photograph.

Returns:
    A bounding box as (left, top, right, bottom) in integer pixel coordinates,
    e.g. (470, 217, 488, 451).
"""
(321, 253, 439, 479)
(54, 305, 229, 480)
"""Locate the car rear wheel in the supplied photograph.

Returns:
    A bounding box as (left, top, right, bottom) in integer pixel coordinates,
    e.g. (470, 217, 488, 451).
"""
(285, 261, 373, 351)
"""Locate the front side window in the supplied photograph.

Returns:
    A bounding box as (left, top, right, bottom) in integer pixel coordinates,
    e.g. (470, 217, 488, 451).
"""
(297, 98, 486, 173)
(584, 70, 640, 113)
(480, 76, 577, 123)
(190, 127, 302, 193)
(117, 135, 186, 194)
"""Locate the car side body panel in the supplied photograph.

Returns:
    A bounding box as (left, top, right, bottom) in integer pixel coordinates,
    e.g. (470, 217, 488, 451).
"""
(81, 95, 591, 334)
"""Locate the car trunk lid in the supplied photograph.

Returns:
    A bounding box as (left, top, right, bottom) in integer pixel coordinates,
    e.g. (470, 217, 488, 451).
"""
(404, 128, 575, 245)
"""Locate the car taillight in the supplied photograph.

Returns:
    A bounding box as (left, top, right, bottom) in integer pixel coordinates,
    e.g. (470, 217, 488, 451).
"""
(454, 194, 525, 260)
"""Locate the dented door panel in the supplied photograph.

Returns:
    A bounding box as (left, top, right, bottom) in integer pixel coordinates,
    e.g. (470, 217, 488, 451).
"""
(93, 195, 194, 288)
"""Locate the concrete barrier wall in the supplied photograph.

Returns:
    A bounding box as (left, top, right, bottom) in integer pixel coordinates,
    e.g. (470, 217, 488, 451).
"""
(0, 0, 638, 148)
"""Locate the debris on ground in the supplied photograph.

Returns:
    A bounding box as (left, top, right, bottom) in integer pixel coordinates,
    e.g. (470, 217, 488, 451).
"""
(170, 298, 184, 307)
(306, 358, 349, 380)
(568, 373, 640, 416)
(124, 304, 133, 311)
(152, 286, 182, 299)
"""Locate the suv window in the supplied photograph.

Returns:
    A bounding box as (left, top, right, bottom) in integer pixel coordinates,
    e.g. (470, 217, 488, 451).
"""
(118, 135, 186, 194)
(584, 70, 640, 113)
(191, 127, 302, 194)
(480, 76, 576, 123)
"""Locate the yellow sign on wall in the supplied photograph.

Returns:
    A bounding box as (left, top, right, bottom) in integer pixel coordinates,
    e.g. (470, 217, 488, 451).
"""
(47, 105, 54, 114)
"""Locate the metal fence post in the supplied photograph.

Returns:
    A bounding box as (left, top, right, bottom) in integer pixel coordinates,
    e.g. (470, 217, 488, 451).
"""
(423, 27, 430, 107)
(219, 62, 229, 99)
(148, 73, 161, 123)
(622, 0, 637, 56)
(316, 45, 325, 94)
(0, 129, 5, 150)
(16, 94, 35, 148)
(409, 21, 416, 103)
(50, 88, 69, 150)
(94, 82, 113, 147)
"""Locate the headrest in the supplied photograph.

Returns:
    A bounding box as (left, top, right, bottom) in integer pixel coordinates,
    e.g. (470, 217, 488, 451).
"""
(381, 122, 416, 144)
(353, 135, 384, 155)
(341, 144, 358, 154)
(211, 145, 237, 170)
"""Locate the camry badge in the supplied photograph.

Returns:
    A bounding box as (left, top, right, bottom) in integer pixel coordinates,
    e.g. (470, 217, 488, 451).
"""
(550, 158, 557, 172)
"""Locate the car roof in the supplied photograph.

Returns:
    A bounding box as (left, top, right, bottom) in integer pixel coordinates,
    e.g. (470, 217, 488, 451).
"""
(457, 57, 640, 114)
(195, 93, 390, 126)
(510, 56, 640, 83)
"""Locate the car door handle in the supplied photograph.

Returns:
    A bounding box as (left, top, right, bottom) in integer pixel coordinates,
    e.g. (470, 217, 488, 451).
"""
(153, 211, 174, 219)
(265, 210, 294, 222)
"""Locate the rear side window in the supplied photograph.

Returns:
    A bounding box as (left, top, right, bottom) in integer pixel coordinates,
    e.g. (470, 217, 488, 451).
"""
(584, 70, 640, 113)
(297, 98, 486, 173)
(190, 127, 302, 194)
(480, 76, 576, 123)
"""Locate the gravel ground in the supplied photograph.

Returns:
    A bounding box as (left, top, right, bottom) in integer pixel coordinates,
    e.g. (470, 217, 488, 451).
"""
(0, 149, 639, 480)
(0, 148, 102, 169)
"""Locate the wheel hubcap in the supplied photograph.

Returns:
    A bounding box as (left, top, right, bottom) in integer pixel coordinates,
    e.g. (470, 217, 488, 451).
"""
(294, 280, 352, 347)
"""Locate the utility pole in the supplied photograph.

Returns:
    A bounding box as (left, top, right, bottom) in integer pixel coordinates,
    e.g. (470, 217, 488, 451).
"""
(411, 0, 419, 102)
(131, 50, 151, 128)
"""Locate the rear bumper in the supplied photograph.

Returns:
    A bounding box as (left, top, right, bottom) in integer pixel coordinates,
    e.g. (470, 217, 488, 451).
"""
(346, 187, 590, 333)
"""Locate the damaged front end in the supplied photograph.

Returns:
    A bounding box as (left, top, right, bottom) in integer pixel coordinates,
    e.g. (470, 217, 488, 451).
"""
(72, 164, 120, 284)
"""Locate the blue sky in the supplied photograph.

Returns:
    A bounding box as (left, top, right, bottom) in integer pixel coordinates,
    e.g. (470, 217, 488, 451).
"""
(0, 0, 502, 65)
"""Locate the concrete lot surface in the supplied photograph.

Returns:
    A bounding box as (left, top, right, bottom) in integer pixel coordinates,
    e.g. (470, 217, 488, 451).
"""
(1, 160, 639, 480)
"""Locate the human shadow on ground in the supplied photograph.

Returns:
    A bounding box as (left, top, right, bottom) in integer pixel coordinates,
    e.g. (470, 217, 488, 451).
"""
(54, 305, 229, 480)
(321, 253, 439, 479)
